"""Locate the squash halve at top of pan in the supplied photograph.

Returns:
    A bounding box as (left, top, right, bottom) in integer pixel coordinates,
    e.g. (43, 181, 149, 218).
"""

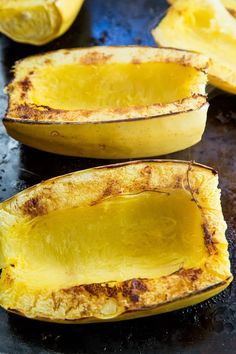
(5, 46, 209, 159)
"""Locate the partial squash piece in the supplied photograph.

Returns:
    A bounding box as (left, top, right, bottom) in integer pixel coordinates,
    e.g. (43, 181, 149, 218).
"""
(153, 0, 236, 94)
(167, 0, 236, 18)
(0, 160, 232, 323)
(0, 0, 84, 45)
(5, 46, 209, 158)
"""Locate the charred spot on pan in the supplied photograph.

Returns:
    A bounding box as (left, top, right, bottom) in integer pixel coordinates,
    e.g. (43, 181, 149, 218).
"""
(80, 52, 112, 65)
(90, 31, 109, 45)
(98, 31, 109, 44)
(134, 37, 142, 44)
(22, 196, 47, 217)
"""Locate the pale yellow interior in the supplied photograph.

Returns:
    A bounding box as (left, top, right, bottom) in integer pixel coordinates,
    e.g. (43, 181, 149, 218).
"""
(0, 1, 60, 43)
(178, 7, 236, 70)
(29, 62, 203, 110)
(153, 0, 236, 91)
(5, 190, 208, 291)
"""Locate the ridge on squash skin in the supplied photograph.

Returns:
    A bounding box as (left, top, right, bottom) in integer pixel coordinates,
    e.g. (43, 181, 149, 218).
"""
(0, 160, 232, 323)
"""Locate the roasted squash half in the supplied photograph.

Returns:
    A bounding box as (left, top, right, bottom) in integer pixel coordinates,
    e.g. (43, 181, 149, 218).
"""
(0, 0, 84, 45)
(0, 160, 232, 323)
(153, 0, 236, 94)
(5, 46, 209, 159)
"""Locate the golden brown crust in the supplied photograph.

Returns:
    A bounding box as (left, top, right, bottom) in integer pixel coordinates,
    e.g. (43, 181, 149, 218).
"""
(6, 277, 232, 323)
(13, 46, 209, 69)
(5, 46, 208, 124)
(5, 97, 208, 125)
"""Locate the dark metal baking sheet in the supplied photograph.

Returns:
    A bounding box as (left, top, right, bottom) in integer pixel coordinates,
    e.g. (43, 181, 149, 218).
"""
(0, 0, 235, 353)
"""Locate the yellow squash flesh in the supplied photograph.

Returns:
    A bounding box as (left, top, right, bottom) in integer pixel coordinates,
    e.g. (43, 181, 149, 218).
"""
(5, 46, 209, 159)
(153, 0, 236, 94)
(167, 0, 236, 17)
(0, 160, 232, 323)
(0, 0, 84, 45)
